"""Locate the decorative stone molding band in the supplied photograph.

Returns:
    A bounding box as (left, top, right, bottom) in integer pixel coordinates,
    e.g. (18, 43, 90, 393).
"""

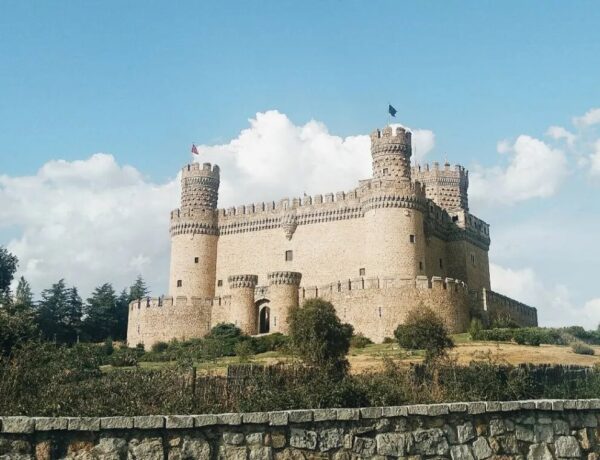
(268, 271, 302, 286)
(228, 274, 259, 289)
(360, 194, 427, 213)
(169, 221, 219, 237)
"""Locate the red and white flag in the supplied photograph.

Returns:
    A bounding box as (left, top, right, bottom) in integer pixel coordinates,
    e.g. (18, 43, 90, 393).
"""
(191, 144, 199, 155)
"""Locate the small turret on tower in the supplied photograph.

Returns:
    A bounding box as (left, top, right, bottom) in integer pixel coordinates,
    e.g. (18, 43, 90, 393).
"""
(411, 162, 469, 211)
(180, 162, 220, 212)
(370, 126, 412, 180)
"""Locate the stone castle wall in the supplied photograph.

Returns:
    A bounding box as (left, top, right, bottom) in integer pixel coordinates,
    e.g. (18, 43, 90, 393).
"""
(2, 399, 599, 459)
(472, 288, 539, 327)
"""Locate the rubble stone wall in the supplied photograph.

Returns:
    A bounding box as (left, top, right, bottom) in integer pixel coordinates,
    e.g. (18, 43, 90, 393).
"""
(2, 399, 600, 459)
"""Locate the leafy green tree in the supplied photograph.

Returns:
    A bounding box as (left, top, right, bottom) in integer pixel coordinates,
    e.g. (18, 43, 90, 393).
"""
(114, 288, 130, 340)
(37, 280, 82, 344)
(0, 246, 18, 306)
(0, 307, 38, 356)
(288, 298, 353, 377)
(14, 277, 34, 312)
(82, 283, 118, 342)
(394, 306, 454, 361)
(129, 275, 150, 301)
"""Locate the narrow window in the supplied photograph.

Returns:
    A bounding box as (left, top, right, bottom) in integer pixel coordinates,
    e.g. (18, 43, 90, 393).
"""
(419, 261, 423, 271)
(409, 234, 415, 243)
(194, 257, 199, 263)
(378, 307, 382, 318)
(285, 250, 293, 261)
(471, 254, 476, 266)
(383, 168, 389, 175)
(177, 280, 182, 287)
(439, 258, 443, 269)
(217, 280, 223, 287)
(359, 268, 366, 276)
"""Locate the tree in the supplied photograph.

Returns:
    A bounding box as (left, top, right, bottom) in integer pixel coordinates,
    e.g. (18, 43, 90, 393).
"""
(129, 275, 150, 301)
(114, 289, 130, 340)
(14, 277, 34, 312)
(37, 280, 82, 344)
(0, 307, 38, 356)
(82, 283, 118, 342)
(0, 246, 18, 306)
(288, 298, 353, 377)
(394, 306, 454, 361)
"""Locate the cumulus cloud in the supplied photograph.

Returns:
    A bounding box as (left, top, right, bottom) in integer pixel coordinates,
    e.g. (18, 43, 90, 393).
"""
(0, 154, 178, 298)
(546, 125, 576, 146)
(469, 135, 568, 208)
(590, 140, 600, 177)
(196, 111, 435, 207)
(573, 108, 600, 128)
(490, 263, 598, 327)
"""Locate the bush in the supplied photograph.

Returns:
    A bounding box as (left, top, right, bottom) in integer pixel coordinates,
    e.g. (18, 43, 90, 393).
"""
(468, 318, 483, 340)
(102, 337, 114, 356)
(234, 340, 255, 363)
(249, 333, 289, 354)
(288, 298, 353, 376)
(394, 306, 454, 360)
(151, 341, 169, 353)
(382, 337, 395, 344)
(572, 342, 595, 355)
(475, 327, 566, 346)
(350, 333, 372, 349)
(110, 347, 139, 367)
(203, 323, 246, 358)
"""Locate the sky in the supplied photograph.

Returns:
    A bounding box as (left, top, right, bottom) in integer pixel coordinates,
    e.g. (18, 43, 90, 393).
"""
(1, 1, 599, 327)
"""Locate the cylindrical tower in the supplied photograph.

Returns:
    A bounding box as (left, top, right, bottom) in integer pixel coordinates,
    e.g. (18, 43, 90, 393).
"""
(228, 274, 258, 335)
(362, 126, 427, 279)
(168, 162, 220, 299)
(267, 271, 302, 334)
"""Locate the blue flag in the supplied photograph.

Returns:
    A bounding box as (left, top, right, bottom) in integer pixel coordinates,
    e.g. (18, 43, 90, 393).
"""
(388, 104, 397, 117)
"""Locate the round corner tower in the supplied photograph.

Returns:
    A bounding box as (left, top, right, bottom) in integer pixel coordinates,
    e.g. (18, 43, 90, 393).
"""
(168, 162, 220, 299)
(361, 126, 427, 280)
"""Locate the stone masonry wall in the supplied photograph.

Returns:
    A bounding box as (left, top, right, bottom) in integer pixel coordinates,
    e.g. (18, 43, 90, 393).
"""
(2, 399, 600, 459)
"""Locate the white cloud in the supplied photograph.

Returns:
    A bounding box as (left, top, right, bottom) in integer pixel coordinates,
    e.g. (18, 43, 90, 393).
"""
(573, 108, 600, 128)
(469, 135, 568, 208)
(0, 154, 179, 298)
(490, 263, 599, 328)
(590, 140, 600, 177)
(197, 111, 435, 207)
(546, 125, 576, 146)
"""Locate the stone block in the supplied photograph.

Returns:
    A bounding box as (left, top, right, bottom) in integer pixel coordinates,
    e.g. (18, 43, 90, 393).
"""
(165, 415, 193, 429)
(67, 417, 100, 431)
(407, 404, 429, 415)
(336, 408, 359, 421)
(471, 437, 492, 459)
(489, 418, 506, 436)
(515, 424, 534, 442)
(360, 407, 382, 419)
(245, 433, 264, 445)
(243, 412, 269, 424)
(518, 400, 536, 410)
(485, 401, 501, 412)
(217, 413, 242, 425)
(500, 401, 520, 412)
(288, 410, 312, 423)
(552, 400, 565, 411)
(133, 416, 164, 429)
(413, 428, 449, 456)
(375, 432, 414, 456)
(181, 437, 211, 459)
(449, 403, 468, 413)
(100, 416, 133, 430)
(223, 432, 245, 445)
(563, 400, 578, 410)
(382, 406, 408, 417)
(318, 427, 344, 451)
(535, 400, 552, 411)
(269, 411, 289, 426)
(527, 443, 553, 460)
(194, 414, 218, 427)
(456, 422, 476, 443)
(290, 428, 317, 450)
(427, 404, 449, 416)
(467, 402, 486, 415)
(34, 417, 68, 431)
(1, 417, 34, 433)
(555, 436, 581, 458)
(352, 437, 376, 457)
(312, 409, 336, 422)
(249, 446, 272, 460)
(451, 444, 475, 460)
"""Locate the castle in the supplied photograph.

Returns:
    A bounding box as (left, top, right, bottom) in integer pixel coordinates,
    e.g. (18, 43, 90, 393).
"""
(127, 125, 537, 347)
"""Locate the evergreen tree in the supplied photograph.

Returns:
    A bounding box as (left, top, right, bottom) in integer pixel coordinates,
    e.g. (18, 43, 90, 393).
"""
(129, 275, 150, 301)
(83, 283, 118, 342)
(65, 287, 83, 342)
(115, 288, 130, 340)
(0, 246, 18, 307)
(14, 276, 34, 312)
(37, 280, 82, 344)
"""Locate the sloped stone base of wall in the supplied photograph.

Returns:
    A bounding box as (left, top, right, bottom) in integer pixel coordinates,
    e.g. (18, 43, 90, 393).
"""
(1, 400, 599, 459)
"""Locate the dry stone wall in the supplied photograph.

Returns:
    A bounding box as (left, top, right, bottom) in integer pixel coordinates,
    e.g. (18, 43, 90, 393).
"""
(2, 399, 600, 459)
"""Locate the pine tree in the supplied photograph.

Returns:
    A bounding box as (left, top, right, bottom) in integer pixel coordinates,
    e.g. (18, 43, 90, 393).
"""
(37, 279, 69, 342)
(65, 287, 83, 342)
(129, 275, 150, 302)
(14, 276, 34, 312)
(0, 246, 18, 307)
(83, 283, 118, 342)
(115, 288, 130, 340)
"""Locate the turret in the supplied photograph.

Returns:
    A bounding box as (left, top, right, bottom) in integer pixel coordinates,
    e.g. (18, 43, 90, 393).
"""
(412, 162, 469, 211)
(267, 271, 302, 334)
(370, 126, 412, 180)
(168, 163, 220, 298)
(228, 274, 258, 335)
(361, 126, 427, 280)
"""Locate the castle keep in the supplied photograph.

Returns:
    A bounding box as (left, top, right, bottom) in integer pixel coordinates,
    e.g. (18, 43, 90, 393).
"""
(127, 126, 537, 347)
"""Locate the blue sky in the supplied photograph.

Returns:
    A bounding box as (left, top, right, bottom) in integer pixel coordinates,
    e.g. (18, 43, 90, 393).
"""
(1, 1, 599, 326)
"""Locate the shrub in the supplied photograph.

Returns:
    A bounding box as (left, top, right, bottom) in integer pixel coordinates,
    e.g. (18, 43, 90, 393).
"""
(249, 333, 289, 354)
(110, 347, 139, 367)
(288, 298, 353, 376)
(204, 323, 245, 358)
(468, 318, 483, 340)
(382, 337, 395, 344)
(151, 341, 169, 353)
(350, 333, 372, 349)
(572, 342, 595, 355)
(394, 306, 454, 360)
(234, 340, 255, 363)
(102, 337, 114, 356)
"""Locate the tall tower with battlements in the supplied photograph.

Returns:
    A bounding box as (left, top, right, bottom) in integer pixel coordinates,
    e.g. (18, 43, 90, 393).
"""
(361, 126, 427, 279)
(412, 162, 469, 211)
(168, 162, 220, 299)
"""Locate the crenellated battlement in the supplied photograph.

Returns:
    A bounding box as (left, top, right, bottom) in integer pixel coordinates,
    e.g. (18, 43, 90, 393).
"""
(181, 162, 220, 180)
(370, 126, 412, 156)
(412, 162, 469, 211)
(268, 271, 302, 286)
(228, 274, 259, 289)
